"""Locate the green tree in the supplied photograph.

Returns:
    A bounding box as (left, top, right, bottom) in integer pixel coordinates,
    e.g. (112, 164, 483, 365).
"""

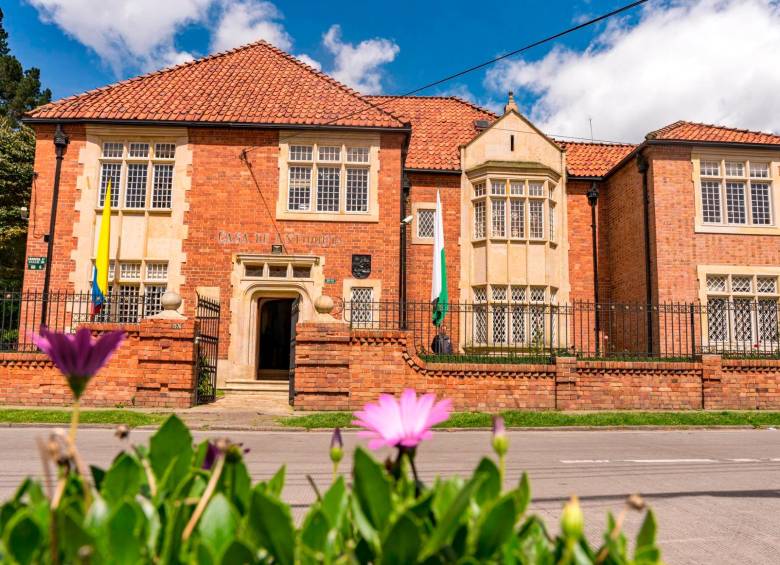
(0, 8, 51, 289)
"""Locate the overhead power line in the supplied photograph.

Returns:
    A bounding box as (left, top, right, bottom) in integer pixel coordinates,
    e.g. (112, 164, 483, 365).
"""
(242, 0, 648, 155)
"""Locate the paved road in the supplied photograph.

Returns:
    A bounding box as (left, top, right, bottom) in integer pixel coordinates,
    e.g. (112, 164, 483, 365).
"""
(1, 427, 779, 564)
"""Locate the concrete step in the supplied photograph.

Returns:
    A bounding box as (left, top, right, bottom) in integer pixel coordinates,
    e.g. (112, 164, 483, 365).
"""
(222, 379, 289, 394)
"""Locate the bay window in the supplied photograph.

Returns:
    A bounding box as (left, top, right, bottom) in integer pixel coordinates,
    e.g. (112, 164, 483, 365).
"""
(473, 178, 556, 243)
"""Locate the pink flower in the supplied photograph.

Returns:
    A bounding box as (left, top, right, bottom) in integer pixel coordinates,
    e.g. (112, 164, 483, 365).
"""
(352, 389, 452, 450)
(33, 327, 125, 399)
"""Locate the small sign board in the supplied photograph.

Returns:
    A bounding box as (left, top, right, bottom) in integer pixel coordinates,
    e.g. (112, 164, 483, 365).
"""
(27, 256, 46, 270)
(325, 278, 336, 284)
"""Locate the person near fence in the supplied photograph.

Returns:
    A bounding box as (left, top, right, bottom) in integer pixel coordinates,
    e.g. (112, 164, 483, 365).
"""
(431, 325, 453, 355)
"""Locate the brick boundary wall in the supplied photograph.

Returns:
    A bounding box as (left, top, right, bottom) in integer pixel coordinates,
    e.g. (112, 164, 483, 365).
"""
(293, 322, 780, 411)
(0, 318, 198, 408)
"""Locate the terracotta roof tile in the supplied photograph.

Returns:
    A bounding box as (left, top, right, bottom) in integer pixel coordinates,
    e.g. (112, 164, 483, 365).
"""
(367, 95, 497, 170)
(26, 41, 406, 129)
(556, 141, 637, 177)
(647, 121, 780, 145)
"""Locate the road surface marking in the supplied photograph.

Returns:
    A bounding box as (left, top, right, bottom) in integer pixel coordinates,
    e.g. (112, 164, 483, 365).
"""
(560, 459, 610, 464)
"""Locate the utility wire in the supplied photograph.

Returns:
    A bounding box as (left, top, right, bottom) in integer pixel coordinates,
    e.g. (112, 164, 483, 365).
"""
(242, 0, 648, 155)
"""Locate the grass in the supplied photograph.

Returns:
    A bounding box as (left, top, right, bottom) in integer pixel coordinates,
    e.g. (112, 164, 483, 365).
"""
(0, 409, 168, 427)
(280, 410, 780, 430)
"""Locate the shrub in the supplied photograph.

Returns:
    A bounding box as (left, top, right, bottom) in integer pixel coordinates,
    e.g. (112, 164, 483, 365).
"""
(0, 414, 661, 564)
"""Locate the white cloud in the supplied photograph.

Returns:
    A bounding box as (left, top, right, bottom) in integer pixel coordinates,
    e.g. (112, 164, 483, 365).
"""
(485, 0, 780, 141)
(295, 54, 322, 71)
(210, 0, 291, 52)
(28, 0, 210, 73)
(323, 25, 399, 94)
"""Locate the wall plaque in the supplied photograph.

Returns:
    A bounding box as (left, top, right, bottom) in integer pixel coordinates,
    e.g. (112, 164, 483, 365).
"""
(352, 254, 371, 279)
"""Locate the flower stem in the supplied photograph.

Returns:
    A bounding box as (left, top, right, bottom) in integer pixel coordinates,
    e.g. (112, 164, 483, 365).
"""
(332, 460, 339, 483)
(498, 453, 505, 489)
(69, 399, 80, 443)
(182, 455, 225, 541)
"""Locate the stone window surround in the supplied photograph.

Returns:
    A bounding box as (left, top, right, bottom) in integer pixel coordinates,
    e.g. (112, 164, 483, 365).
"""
(692, 150, 780, 235)
(71, 125, 190, 298)
(342, 278, 381, 324)
(411, 201, 435, 245)
(468, 173, 558, 246)
(276, 131, 381, 223)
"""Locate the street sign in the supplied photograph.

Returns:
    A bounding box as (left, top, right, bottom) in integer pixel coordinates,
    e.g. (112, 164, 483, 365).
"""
(325, 277, 336, 284)
(27, 256, 46, 270)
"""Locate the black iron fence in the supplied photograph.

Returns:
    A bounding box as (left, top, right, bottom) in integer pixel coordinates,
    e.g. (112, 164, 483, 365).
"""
(344, 300, 780, 361)
(0, 290, 161, 353)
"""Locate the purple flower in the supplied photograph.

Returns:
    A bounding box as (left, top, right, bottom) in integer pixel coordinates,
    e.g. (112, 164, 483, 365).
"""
(202, 441, 220, 470)
(352, 389, 452, 450)
(33, 327, 125, 399)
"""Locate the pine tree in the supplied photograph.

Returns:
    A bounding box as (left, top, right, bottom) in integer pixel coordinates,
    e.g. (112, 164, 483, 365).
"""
(0, 8, 51, 288)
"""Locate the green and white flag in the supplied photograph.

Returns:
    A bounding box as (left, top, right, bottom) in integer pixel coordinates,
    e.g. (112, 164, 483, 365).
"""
(431, 190, 448, 326)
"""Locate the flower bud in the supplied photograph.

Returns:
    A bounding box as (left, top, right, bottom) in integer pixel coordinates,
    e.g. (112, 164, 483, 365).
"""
(114, 424, 130, 440)
(330, 427, 344, 464)
(561, 495, 584, 539)
(491, 416, 508, 457)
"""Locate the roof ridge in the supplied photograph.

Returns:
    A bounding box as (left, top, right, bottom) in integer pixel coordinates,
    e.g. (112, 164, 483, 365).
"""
(555, 139, 637, 148)
(29, 40, 406, 127)
(647, 120, 780, 141)
(366, 94, 498, 118)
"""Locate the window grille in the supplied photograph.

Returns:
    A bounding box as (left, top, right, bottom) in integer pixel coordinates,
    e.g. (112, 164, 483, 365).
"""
(473, 182, 486, 197)
(725, 182, 746, 224)
(492, 286, 507, 302)
(528, 182, 544, 196)
(347, 147, 369, 163)
(491, 199, 506, 237)
(529, 200, 544, 239)
(750, 182, 771, 225)
(530, 287, 546, 302)
(731, 276, 752, 293)
(493, 303, 507, 344)
(511, 286, 526, 302)
(120, 263, 141, 280)
(510, 181, 523, 195)
(118, 285, 140, 323)
(701, 161, 720, 176)
(102, 142, 123, 158)
(346, 168, 369, 212)
(416, 209, 435, 239)
(490, 179, 506, 195)
(706, 275, 727, 293)
(725, 161, 745, 176)
(350, 287, 374, 328)
(99, 163, 121, 207)
(473, 287, 487, 302)
(128, 143, 149, 159)
(318, 146, 341, 161)
(750, 163, 770, 178)
(155, 143, 176, 159)
(733, 299, 753, 341)
(757, 277, 777, 294)
(510, 199, 524, 238)
(144, 285, 166, 316)
(152, 164, 174, 208)
(707, 298, 728, 342)
(316, 167, 340, 212)
(145, 263, 168, 281)
(289, 145, 312, 161)
(288, 166, 311, 211)
(473, 201, 486, 239)
(701, 181, 722, 223)
(549, 204, 556, 241)
(758, 300, 779, 341)
(125, 163, 148, 208)
(511, 304, 526, 345)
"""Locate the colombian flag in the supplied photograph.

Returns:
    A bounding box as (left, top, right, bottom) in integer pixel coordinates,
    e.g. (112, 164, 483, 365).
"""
(91, 180, 112, 315)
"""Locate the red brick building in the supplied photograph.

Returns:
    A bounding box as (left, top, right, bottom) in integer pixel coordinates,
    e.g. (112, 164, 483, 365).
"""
(20, 41, 780, 394)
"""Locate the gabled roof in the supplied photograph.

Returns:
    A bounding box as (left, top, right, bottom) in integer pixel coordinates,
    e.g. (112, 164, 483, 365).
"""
(26, 41, 406, 129)
(367, 95, 497, 170)
(646, 121, 780, 145)
(556, 141, 637, 178)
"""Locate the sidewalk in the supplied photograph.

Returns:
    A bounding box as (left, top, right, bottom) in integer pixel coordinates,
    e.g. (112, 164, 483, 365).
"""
(175, 393, 294, 430)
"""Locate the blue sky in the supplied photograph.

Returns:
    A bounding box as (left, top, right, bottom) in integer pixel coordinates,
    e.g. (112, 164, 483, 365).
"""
(5, 1, 780, 141)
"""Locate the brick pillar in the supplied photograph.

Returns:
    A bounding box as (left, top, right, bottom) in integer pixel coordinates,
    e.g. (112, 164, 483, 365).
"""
(293, 322, 351, 411)
(701, 354, 723, 410)
(555, 356, 577, 410)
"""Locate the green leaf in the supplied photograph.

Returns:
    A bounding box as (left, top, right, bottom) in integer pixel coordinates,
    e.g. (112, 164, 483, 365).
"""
(350, 490, 380, 553)
(473, 458, 501, 506)
(90, 465, 106, 491)
(84, 494, 110, 534)
(220, 540, 255, 564)
(101, 453, 144, 504)
(108, 501, 143, 565)
(321, 476, 347, 531)
(198, 494, 238, 558)
(149, 415, 193, 490)
(420, 474, 484, 560)
(475, 494, 517, 559)
(196, 542, 216, 565)
(513, 473, 531, 516)
(381, 512, 421, 565)
(431, 477, 462, 523)
(220, 459, 252, 513)
(267, 465, 286, 498)
(243, 488, 295, 565)
(352, 447, 392, 532)
(60, 508, 95, 562)
(301, 507, 330, 550)
(635, 509, 656, 551)
(4, 511, 42, 565)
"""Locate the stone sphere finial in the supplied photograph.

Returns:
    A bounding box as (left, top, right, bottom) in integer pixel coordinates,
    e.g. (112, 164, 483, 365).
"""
(161, 290, 182, 312)
(314, 295, 334, 314)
